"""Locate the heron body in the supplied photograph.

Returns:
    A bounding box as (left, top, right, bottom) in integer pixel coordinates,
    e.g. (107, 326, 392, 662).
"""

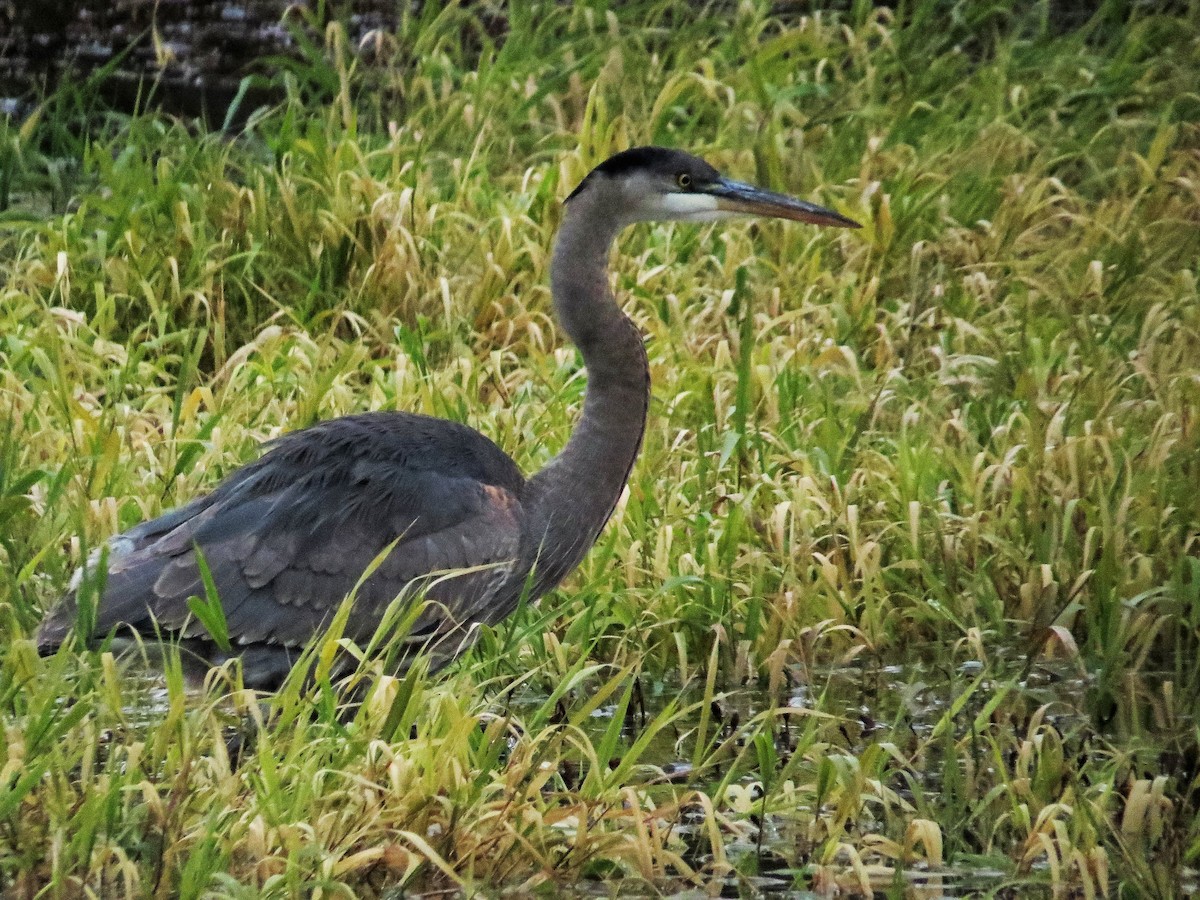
(36, 147, 859, 688)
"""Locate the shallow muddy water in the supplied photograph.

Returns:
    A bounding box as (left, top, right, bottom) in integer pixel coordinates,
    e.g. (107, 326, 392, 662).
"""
(110, 645, 1174, 899)
(492, 655, 1092, 898)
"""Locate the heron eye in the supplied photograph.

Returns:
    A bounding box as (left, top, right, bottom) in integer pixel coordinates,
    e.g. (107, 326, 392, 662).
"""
(676, 172, 693, 190)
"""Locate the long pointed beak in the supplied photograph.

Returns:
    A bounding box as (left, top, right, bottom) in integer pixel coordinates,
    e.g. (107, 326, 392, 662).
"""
(708, 178, 861, 228)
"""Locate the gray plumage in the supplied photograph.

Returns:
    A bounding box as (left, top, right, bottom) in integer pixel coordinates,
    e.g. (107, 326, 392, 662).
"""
(36, 147, 859, 688)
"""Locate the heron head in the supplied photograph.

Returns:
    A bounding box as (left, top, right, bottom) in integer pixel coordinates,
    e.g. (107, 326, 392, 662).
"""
(566, 146, 861, 229)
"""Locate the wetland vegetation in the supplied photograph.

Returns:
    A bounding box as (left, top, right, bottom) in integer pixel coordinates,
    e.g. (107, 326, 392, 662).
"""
(0, 0, 1198, 895)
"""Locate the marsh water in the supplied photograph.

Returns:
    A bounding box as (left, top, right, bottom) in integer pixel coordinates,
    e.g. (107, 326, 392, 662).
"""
(507, 656, 1088, 899)
(109, 643, 1154, 899)
(1, 0, 481, 124)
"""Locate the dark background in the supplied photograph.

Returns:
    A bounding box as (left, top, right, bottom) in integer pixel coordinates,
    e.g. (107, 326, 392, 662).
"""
(0, 0, 1154, 125)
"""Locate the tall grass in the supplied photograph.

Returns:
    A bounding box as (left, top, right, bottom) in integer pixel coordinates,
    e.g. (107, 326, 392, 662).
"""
(1, 0, 1198, 895)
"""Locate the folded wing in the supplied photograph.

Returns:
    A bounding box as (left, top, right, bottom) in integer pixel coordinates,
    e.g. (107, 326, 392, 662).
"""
(37, 412, 528, 672)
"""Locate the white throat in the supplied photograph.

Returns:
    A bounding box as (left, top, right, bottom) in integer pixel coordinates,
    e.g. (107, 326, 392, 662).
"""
(656, 192, 734, 222)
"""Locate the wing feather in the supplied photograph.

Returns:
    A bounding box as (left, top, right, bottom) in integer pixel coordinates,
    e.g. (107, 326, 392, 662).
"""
(37, 411, 527, 664)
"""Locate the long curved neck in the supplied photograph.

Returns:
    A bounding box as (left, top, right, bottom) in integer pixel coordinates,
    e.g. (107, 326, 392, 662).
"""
(524, 193, 649, 585)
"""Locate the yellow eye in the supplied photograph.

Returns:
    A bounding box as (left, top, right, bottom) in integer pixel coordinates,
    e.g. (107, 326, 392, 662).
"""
(676, 172, 693, 189)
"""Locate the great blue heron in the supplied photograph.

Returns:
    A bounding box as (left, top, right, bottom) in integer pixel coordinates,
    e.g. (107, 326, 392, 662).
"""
(36, 147, 860, 688)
